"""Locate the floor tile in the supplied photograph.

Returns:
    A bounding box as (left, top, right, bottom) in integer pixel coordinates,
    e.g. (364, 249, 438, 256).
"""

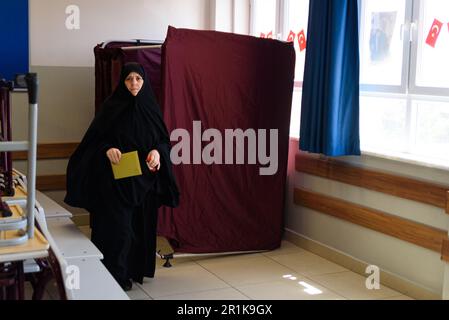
(382, 295, 415, 300)
(196, 254, 300, 287)
(24, 282, 33, 300)
(157, 287, 250, 300)
(269, 251, 349, 277)
(309, 271, 403, 300)
(43, 279, 64, 300)
(236, 278, 346, 300)
(262, 241, 306, 257)
(126, 283, 152, 300)
(190, 251, 266, 263)
(137, 264, 230, 298)
(155, 255, 196, 270)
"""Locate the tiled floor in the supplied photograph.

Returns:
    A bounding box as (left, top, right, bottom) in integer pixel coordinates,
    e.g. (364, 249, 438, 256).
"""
(24, 227, 414, 300)
(126, 240, 413, 300)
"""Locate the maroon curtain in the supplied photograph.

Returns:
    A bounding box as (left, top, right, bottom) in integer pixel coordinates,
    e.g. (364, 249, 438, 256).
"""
(94, 42, 163, 114)
(158, 27, 295, 253)
(93, 44, 123, 114)
(93, 30, 295, 254)
(0, 84, 14, 196)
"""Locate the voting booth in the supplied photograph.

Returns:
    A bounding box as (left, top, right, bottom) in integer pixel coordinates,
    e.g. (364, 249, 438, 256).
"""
(94, 27, 296, 255)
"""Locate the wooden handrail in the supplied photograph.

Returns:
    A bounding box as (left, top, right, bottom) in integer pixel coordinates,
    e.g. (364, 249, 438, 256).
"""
(12, 142, 79, 160)
(294, 187, 448, 254)
(36, 175, 66, 191)
(296, 152, 449, 213)
(442, 239, 449, 263)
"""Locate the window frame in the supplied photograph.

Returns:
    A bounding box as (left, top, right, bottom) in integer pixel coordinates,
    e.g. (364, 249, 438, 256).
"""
(358, 0, 414, 94)
(359, 0, 449, 168)
(359, 0, 449, 96)
(250, 0, 308, 88)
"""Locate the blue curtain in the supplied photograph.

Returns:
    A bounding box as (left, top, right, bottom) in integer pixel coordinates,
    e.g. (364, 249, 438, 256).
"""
(299, 0, 360, 156)
(0, 0, 29, 81)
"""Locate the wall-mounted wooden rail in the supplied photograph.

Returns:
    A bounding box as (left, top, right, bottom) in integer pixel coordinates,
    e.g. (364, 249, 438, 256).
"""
(442, 239, 449, 263)
(296, 152, 449, 214)
(9, 142, 77, 191)
(294, 152, 449, 261)
(294, 187, 447, 253)
(12, 142, 79, 160)
(36, 175, 66, 191)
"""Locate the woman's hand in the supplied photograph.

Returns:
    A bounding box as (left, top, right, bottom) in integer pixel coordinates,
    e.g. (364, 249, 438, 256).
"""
(106, 148, 122, 165)
(146, 149, 161, 172)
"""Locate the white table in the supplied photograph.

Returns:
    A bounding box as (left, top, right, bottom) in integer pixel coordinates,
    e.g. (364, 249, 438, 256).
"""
(45, 217, 102, 260)
(36, 191, 73, 219)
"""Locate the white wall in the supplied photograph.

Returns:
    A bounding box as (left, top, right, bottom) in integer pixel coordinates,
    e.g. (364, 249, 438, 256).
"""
(15, 0, 210, 141)
(29, 0, 210, 67)
(12, 0, 211, 177)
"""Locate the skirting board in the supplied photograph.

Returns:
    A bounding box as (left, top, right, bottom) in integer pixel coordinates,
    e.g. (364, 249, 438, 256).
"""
(284, 228, 441, 300)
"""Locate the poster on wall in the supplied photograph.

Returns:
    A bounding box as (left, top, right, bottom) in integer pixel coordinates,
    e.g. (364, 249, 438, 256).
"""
(0, 0, 29, 81)
(369, 11, 397, 62)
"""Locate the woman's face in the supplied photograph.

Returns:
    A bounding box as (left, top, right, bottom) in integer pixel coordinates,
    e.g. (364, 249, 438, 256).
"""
(124, 72, 144, 96)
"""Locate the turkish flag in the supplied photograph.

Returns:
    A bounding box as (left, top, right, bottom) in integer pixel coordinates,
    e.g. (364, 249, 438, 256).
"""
(267, 31, 273, 39)
(298, 29, 306, 51)
(287, 30, 296, 42)
(425, 19, 443, 48)
(260, 32, 266, 38)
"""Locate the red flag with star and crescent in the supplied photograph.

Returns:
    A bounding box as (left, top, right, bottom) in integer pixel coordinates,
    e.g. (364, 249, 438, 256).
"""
(287, 30, 296, 43)
(298, 29, 306, 51)
(425, 18, 443, 48)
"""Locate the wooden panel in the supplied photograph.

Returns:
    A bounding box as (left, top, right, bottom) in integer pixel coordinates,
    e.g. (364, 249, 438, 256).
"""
(446, 191, 449, 215)
(36, 175, 66, 191)
(294, 187, 447, 253)
(12, 142, 79, 160)
(442, 238, 449, 263)
(296, 152, 449, 210)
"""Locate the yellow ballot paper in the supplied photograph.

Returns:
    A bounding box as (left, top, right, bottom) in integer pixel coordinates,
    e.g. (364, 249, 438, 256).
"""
(111, 151, 142, 180)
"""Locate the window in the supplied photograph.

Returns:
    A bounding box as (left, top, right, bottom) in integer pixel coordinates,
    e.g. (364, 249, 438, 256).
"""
(360, 0, 449, 168)
(250, 0, 309, 138)
(411, 0, 449, 92)
(251, 0, 277, 40)
(359, 0, 409, 90)
(251, 0, 449, 169)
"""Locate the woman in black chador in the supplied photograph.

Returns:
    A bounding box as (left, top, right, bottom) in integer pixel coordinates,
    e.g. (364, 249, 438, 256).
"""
(64, 62, 179, 291)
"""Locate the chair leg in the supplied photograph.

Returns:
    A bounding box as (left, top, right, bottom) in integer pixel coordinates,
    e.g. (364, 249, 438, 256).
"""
(29, 253, 67, 300)
(6, 284, 17, 300)
(31, 269, 53, 300)
(16, 261, 25, 300)
(0, 262, 19, 300)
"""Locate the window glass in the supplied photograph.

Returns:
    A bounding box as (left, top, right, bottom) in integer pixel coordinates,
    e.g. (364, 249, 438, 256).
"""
(252, 0, 277, 38)
(360, 96, 408, 152)
(289, 90, 302, 138)
(285, 0, 309, 82)
(414, 100, 449, 158)
(360, 0, 407, 86)
(415, 0, 449, 88)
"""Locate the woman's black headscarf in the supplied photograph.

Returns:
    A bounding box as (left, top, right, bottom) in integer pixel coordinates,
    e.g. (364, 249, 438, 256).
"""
(64, 62, 179, 210)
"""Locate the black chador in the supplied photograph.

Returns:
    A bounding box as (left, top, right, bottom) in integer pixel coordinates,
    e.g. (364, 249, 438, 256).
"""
(64, 63, 179, 289)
